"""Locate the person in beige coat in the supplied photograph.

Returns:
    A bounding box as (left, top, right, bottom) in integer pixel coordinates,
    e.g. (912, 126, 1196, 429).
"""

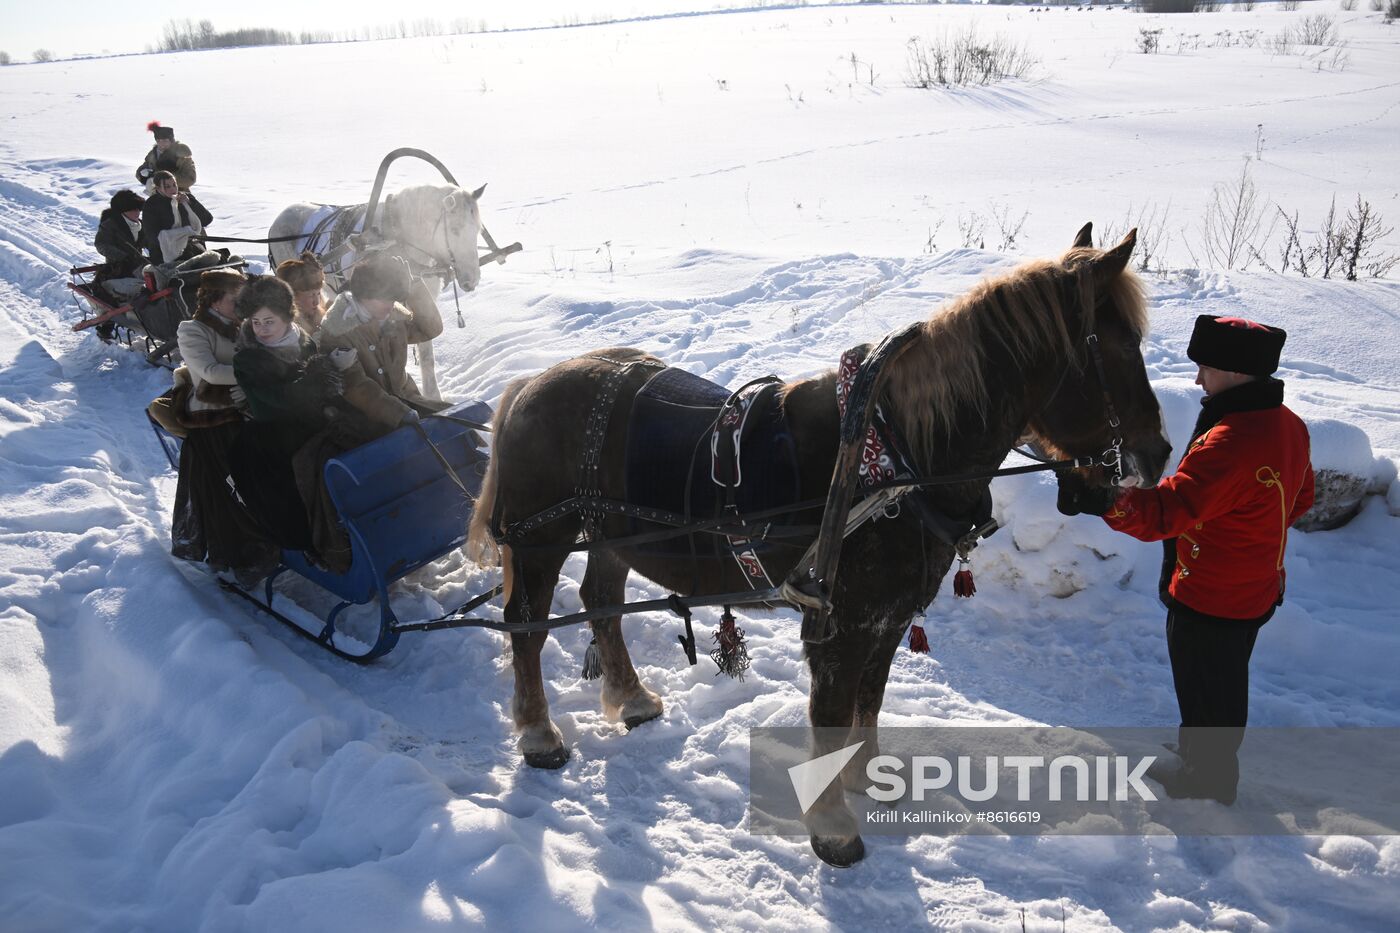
(169, 269, 276, 576)
(317, 253, 449, 431)
(177, 269, 246, 417)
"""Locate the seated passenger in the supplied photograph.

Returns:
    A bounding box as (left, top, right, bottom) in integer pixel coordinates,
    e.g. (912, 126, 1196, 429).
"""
(170, 270, 276, 577)
(275, 250, 329, 335)
(142, 170, 214, 266)
(136, 121, 197, 193)
(229, 277, 370, 563)
(319, 253, 450, 432)
(178, 269, 249, 420)
(93, 189, 147, 300)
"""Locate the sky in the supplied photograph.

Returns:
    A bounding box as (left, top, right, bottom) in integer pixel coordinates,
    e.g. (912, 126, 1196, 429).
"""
(0, 0, 805, 60)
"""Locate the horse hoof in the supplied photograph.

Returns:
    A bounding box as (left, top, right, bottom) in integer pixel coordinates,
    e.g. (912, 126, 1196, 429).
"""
(523, 745, 571, 770)
(605, 686, 664, 729)
(811, 834, 866, 868)
(623, 708, 663, 731)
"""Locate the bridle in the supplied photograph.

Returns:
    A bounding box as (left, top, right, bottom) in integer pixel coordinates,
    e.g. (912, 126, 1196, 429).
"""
(1015, 330, 1127, 485)
(369, 192, 478, 328)
(1084, 332, 1126, 484)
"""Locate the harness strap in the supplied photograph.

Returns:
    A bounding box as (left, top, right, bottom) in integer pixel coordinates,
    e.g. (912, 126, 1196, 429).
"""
(711, 377, 785, 591)
(576, 357, 666, 542)
(796, 323, 924, 643)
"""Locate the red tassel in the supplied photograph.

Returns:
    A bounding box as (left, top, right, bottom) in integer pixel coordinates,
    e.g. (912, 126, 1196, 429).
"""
(908, 623, 930, 653)
(147, 120, 162, 132)
(709, 608, 751, 680)
(953, 568, 976, 598)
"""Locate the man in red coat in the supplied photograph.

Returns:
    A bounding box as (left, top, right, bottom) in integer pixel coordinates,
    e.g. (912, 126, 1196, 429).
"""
(1060, 315, 1314, 803)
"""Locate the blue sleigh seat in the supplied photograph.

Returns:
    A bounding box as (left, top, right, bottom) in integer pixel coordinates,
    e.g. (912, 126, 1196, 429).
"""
(150, 399, 494, 661)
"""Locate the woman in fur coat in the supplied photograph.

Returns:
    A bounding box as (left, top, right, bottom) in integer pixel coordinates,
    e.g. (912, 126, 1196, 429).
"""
(229, 277, 380, 567)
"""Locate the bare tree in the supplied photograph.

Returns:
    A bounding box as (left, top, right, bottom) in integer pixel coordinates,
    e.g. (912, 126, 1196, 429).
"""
(32, 48, 53, 63)
(0, 51, 11, 66)
(1200, 161, 1269, 270)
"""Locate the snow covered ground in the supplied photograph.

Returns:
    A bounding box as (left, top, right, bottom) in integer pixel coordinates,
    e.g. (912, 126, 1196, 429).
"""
(2, 3, 1399, 930)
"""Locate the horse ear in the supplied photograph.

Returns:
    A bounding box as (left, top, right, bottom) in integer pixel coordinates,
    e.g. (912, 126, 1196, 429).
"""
(1072, 222, 1093, 249)
(1094, 228, 1136, 281)
(471, 184, 487, 201)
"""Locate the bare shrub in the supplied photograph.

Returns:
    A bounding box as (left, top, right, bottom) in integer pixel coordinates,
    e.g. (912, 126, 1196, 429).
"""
(1254, 196, 1396, 279)
(923, 219, 946, 255)
(1261, 202, 1342, 277)
(1295, 13, 1338, 44)
(1238, 0, 1256, 9)
(32, 48, 53, 63)
(905, 26, 1038, 89)
(1138, 28, 1163, 53)
(1210, 29, 1261, 47)
(1338, 197, 1398, 280)
(1308, 43, 1351, 70)
(1281, 0, 1301, 10)
(1339, 0, 1357, 11)
(0, 51, 10, 65)
(1268, 27, 1295, 55)
(1172, 32, 1204, 52)
(958, 213, 987, 249)
(1387, 0, 1400, 22)
(990, 203, 1029, 253)
(1102, 202, 1174, 273)
(1200, 162, 1270, 270)
(1198, 0, 1222, 11)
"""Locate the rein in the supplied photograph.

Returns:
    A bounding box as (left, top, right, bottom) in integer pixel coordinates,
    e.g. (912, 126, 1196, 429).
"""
(196, 233, 307, 245)
(496, 447, 1092, 556)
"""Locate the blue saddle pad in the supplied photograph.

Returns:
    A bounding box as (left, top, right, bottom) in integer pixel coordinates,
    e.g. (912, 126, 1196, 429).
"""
(624, 367, 801, 560)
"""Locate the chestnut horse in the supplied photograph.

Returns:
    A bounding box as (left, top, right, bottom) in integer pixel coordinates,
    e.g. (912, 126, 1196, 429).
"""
(467, 225, 1172, 865)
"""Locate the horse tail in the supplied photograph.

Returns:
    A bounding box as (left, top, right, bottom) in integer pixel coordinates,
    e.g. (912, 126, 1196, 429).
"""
(466, 376, 531, 603)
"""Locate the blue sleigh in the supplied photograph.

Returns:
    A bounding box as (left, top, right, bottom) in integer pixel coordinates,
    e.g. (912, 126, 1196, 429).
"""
(152, 400, 498, 662)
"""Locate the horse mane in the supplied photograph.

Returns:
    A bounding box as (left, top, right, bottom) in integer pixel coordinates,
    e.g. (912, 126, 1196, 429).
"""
(883, 249, 1148, 466)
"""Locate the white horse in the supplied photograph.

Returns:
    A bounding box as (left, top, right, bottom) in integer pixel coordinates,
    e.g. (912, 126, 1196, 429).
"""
(268, 183, 486, 397)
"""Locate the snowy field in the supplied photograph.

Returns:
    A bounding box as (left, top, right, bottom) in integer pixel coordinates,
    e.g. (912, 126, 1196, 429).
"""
(2, 2, 1400, 930)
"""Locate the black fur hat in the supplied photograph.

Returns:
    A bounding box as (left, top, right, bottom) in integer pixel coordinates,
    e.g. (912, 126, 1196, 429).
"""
(110, 189, 145, 213)
(1187, 315, 1286, 377)
(349, 253, 412, 302)
(147, 120, 175, 140)
(234, 274, 295, 321)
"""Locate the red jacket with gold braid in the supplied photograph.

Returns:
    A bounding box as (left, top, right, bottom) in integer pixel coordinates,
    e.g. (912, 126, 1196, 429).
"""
(1103, 380, 1314, 620)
